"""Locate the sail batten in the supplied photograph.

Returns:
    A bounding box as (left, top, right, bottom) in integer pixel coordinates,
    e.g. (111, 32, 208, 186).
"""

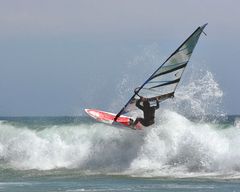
(151, 63, 187, 78)
(150, 78, 181, 89)
(114, 23, 207, 121)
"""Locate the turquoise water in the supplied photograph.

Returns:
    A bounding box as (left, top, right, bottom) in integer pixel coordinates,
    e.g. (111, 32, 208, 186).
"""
(1, 175, 240, 192)
(1, 114, 240, 191)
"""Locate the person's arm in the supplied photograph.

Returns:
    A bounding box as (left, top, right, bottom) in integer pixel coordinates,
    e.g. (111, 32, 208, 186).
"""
(155, 99, 159, 109)
(156, 92, 174, 102)
(136, 98, 144, 110)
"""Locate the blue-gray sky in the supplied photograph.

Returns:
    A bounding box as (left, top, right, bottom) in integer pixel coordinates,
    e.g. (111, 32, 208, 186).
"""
(0, 0, 239, 116)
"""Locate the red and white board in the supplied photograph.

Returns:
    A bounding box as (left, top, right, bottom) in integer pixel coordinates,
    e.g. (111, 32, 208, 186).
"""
(85, 109, 142, 130)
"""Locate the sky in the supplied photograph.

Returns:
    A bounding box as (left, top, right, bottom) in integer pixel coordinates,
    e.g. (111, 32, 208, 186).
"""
(0, 0, 240, 116)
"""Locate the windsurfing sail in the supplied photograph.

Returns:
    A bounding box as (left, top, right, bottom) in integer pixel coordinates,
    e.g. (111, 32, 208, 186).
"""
(114, 23, 207, 121)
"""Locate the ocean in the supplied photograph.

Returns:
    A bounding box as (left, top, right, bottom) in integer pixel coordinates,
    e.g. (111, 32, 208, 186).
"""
(1, 113, 240, 192)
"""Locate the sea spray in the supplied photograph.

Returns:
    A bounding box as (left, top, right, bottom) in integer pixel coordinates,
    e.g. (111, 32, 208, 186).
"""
(109, 43, 164, 112)
(168, 69, 224, 119)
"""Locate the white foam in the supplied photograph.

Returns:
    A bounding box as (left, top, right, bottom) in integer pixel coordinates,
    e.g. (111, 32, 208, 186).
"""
(1, 112, 240, 179)
(127, 110, 239, 177)
(234, 118, 240, 128)
(0, 121, 141, 171)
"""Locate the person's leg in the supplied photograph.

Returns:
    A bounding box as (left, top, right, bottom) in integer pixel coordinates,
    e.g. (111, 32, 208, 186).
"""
(133, 117, 144, 126)
(129, 118, 134, 126)
(141, 119, 154, 127)
(130, 118, 154, 127)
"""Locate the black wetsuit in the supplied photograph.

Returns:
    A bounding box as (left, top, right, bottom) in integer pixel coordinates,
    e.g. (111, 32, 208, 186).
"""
(134, 99, 159, 127)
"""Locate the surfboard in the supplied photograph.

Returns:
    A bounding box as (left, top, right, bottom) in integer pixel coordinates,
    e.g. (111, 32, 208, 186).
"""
(85, 109, 142, 130)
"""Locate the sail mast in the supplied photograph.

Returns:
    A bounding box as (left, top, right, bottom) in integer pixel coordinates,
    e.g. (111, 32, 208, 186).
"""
(114, 23, 207, 122)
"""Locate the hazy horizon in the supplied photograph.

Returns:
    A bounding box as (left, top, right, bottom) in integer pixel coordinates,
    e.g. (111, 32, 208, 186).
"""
(0, 0, 240, 116)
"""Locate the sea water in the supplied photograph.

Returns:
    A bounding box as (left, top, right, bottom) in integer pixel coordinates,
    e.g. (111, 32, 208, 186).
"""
(1, 69, 240, 191)
(1, 114, 240, 192)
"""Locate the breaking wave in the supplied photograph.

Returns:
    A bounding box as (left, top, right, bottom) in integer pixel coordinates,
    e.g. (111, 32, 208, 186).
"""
(0, 112, 240, 179)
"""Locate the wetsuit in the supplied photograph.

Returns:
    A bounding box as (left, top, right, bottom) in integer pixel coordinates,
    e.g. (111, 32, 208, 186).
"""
(134, 99, 159, 127)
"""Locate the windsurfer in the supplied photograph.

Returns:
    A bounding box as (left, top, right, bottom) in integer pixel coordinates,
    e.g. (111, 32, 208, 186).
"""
(130, 96, 159, 127)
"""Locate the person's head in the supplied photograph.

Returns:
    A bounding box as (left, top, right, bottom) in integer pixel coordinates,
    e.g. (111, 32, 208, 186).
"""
(143, 99, 150, 107)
